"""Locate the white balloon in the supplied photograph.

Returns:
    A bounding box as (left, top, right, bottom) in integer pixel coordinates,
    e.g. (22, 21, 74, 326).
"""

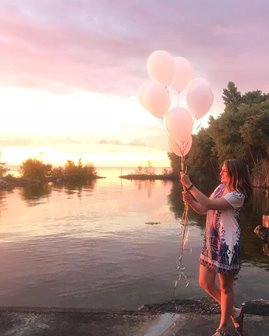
(169, 135, 192, 157)
(138, 82, 151, 109)
(142, 83, 170, 118)
(147, 50, 175, 86)
(171, 57, 193, 92)
(165, 107, 193, 143)
(186, 78, 214, 119)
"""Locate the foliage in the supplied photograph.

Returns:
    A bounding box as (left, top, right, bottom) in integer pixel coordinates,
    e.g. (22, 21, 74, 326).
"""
(167, 152, 181, 178)
(20, 159, 52, 180)
(20, 158, 97, 181)
(50, 166, 64, 177)
(185, 129, 219, 183)
(208, 89, 269, 167)
(168, 129, 219, 185)
(252, 159, 269, 188)
(222, 81, 242, 113)
(134, 160, 156, 175)
(0, 162, 9, 177)
(52, 159, 97, 180)
(168, 82, 269, 185)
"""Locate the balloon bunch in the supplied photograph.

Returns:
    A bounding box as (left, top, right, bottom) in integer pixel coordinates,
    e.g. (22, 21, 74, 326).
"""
(139, 49, 214, 167)
(139, 50, 214, 294)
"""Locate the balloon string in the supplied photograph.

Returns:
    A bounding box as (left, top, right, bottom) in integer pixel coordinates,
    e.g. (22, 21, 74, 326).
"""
(180, 156, 185, 175)
(158, 117, 164, 131)
(179, 155, 189, 255)
(180, 155, 189, 250)
(174, 155, 190, 303)
(193, 118, 202, 133)
(158, 117, 170, 138)
(178, 137, 191, 159)
(180, 156, 188, 210)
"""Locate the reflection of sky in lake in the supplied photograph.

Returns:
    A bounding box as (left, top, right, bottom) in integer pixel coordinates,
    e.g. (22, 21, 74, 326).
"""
(0, 169, 268, 309)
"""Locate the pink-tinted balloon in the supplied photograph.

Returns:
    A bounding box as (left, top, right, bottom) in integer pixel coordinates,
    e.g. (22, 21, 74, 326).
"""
(169, 136, 192, 157)
(186, 78, 214, 119)
(147, 50, 175, 87)
(165, 107, 193, 143)
(138, 82, 151, 110)
(171, 57, 193, 92)
(142, 83, 170, 118)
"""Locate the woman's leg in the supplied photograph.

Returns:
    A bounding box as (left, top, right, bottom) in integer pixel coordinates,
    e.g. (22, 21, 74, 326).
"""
(199, 264, 240, 332)
(199, 264, 221, 304)
(217, 273, 235, 330)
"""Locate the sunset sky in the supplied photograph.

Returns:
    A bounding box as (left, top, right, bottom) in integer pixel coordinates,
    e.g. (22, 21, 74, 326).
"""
(0, 0, 268, 168)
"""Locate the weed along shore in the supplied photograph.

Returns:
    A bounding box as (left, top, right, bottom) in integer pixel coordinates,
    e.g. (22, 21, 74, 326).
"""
(0, 158, 104, 190)
(119, 173, 176, 181)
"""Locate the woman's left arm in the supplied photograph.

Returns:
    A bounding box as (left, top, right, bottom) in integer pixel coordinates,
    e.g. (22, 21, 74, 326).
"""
(180, 172, 232, 211)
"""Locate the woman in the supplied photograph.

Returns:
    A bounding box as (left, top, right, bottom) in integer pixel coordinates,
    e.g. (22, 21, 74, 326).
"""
(180, 159, 252, 336)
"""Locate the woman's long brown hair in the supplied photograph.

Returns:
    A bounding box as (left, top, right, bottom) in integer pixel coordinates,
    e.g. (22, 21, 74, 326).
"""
(224, 159, 253, 202)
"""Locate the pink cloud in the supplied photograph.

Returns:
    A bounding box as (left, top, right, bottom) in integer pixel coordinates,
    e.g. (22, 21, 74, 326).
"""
(0, 0, 268, 96)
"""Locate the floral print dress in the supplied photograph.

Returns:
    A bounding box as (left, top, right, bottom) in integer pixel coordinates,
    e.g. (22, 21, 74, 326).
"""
(200, 184, 245, 275)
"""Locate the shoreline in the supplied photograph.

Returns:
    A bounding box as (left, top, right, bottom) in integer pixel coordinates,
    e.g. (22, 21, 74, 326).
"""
(0, 298, 268, 315)
(0, 175, 105, 190)
(0, 299, 268, 336)
(1, 173, 268, 190)
(119, 174, 176, 180)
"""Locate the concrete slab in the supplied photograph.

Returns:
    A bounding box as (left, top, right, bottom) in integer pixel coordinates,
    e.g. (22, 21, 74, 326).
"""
(0, 301, 268, 336)
(0, 308, 159, 336)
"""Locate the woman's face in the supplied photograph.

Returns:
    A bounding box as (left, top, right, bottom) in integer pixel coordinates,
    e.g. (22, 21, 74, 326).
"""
(219, 164, 230, 184)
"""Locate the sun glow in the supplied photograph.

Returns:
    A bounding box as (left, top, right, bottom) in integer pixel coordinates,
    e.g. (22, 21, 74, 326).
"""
(2, 146, 170, 169)
(0, 86, 169, 167)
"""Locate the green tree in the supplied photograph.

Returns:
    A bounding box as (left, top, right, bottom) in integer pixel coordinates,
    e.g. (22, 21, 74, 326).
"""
(64, 159, 81, 178)
(241, 90, 268, 105)
(208, 84, 269, 169)
(0, 162, 9, 177)
(222, 81, 242, 113)
(83, 163, 97, 177)
(239, 102, 269, 165)
(252, 158, 269, 188)
(63, 159, 96, 179)
(50, 166, 64, 177)
(168, 129, 218, 185)
(207, 107, 246, 162)
(185, 129, 219, 183)
(20, 159, 52, 180)
(167, 83, 269, 186)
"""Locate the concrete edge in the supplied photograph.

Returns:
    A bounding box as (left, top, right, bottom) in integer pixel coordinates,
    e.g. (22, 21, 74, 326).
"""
(0, 298, 268, 316)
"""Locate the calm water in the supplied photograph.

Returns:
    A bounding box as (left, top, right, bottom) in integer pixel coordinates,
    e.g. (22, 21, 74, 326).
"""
(0, 167, 268, 310)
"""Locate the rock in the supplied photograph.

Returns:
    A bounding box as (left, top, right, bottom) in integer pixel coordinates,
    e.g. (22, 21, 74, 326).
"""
(0, 178, 9, 188)
(242, 299, 269, 315)
(137, 298, 220, 314)
(254, 225, 269, 243)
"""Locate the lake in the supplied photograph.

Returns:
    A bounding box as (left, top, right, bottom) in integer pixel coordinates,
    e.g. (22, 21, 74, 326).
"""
(0, 167, 268, 310)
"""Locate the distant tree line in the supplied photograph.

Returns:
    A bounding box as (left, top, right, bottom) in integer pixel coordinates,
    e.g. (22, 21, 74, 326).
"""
(0, 158, 97, 181)
(168, 82, 269, 187)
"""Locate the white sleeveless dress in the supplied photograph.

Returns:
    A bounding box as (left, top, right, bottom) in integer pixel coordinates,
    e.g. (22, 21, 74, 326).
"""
(200, 184, 245, 275)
